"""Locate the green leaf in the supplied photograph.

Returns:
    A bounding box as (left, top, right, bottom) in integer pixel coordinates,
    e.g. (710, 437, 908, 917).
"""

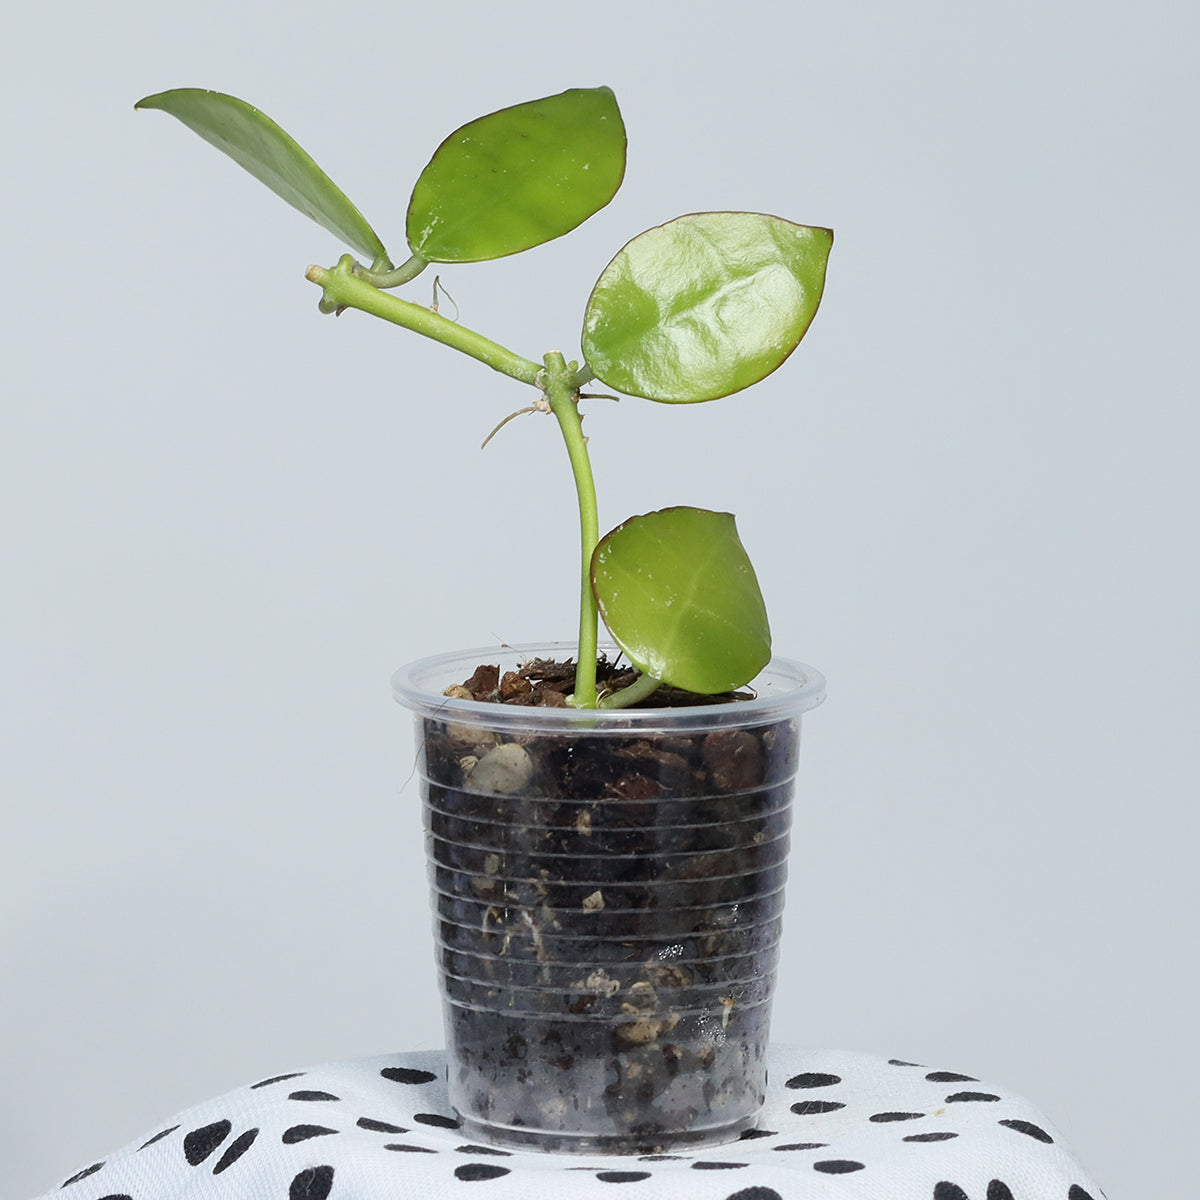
(591, 507, 771, 694)
(135, 88, 388, 262)
(581, 212, 833, 403)
(406, 87, 626, 263)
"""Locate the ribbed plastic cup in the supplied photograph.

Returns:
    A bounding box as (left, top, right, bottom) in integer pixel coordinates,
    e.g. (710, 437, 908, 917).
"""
(393, 643, 824, 1154)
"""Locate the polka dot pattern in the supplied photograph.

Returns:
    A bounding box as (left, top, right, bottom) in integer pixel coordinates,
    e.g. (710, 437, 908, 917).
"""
(137, 1127, 179, 1151)
(813, 1159, 865, 1174)
(60, 1162, 104, 1186)
(455, 1163, 511, 1181)
(251, 1073, 304, 1089)
(182, 1120, 230, 1166)
(211, 1129, 258, 1174)
(288, 1165, 334, 1200)
(414, 1111, 460, 1129)
(33, 1048, 1105, 1200)
(281, 1125, 336, 1144)
(1000, 1118, 1055, 1143)
(381, 1066, 438, 1085)
(356, 1117, 406, 1133)
(785, 1072, 841, 1088)
(934, 1184, 970, 1200)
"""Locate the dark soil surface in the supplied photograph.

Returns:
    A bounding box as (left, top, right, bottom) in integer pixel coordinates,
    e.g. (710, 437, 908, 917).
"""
(420, 657, 799, 1152)
(446, 655, 756, 710)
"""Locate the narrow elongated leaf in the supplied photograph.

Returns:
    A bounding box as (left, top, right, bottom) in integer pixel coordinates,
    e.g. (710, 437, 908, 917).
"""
(407, 87, 626, 263)
(582, 212, 833, 403)
(136, 88, 388, 262)
(592, 507, 771, 694)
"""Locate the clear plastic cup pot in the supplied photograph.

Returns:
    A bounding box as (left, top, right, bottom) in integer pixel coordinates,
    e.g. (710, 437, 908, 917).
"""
(392, 644, 824, 1154)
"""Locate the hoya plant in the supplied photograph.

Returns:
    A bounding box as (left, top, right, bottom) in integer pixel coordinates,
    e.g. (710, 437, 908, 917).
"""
(136, 86, 832, 708)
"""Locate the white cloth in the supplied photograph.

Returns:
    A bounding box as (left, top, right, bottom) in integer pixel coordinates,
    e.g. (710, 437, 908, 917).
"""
(35, 1047, 1106, 1200)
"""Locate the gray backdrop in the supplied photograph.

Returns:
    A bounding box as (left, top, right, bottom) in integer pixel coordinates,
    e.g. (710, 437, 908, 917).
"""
(3, 1, 1196, 1196)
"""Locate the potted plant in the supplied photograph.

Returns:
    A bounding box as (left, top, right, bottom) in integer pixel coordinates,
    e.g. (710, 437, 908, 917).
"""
(137, 85, 832, 1154)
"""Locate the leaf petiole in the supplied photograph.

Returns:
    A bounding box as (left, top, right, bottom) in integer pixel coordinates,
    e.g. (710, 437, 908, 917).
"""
(356, 253, 429, 289)
(569, 363, 596, 390)
(597, 671, 661, 709)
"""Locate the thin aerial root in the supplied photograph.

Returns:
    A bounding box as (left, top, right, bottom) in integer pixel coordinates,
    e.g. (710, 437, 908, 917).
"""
(480, 396, 553, 449)
(430, 275, 460, 321)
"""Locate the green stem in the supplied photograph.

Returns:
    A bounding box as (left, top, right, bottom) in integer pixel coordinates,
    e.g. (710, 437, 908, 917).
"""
(308, 261, 604, 702)
(598, 671, 661, 709)
(541, 351, 601, 707)
(306, 256, 542, 386)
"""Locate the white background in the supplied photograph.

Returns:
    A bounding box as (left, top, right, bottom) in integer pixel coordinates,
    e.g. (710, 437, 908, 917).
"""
(3, 2, 1196, 1196)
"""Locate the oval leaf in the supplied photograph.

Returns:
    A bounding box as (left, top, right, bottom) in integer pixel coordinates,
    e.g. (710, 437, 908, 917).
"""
(582, 212, 833, 403)
(136, 88, 388, 262)
(406, 87, 626, 263)
(591, 507, 771, 694)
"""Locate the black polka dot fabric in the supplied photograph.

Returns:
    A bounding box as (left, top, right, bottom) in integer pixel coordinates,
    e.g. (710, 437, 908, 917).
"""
(30, 1049, 1106, 1199)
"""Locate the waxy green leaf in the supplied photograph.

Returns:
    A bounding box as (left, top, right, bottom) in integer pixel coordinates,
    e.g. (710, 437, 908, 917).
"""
(592, 507, 771, 694)
(406, 87, 626, 263)
(582, 212, 833, 403)
(135, 89, 388, 262)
